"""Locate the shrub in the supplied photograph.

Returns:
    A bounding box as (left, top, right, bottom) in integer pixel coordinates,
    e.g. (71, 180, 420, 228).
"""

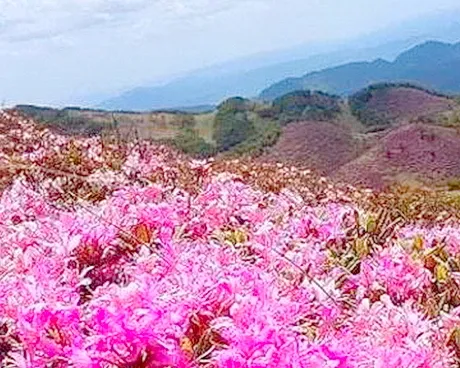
(171, 114, 196, 129)
(40, 115, 105, 137)
(217, 96, 253, 112)
(273, 90, 341, 124)
(447, 178, 460, 191)
(229, 121, 281, 157)
(256, 106, 278, 119)
(213, 109, 255, 152)
(173, 127, 216, 158)
(16, 105, 106, 137)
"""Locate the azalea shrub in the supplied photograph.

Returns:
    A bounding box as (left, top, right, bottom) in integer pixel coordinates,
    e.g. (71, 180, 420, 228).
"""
(0, 110, 459, 367)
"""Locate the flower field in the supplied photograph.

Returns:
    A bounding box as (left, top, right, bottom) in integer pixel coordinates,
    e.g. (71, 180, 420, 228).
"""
(1, 110, 460, 367)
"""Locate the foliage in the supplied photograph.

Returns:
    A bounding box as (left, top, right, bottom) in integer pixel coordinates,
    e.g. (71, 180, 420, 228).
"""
(172, 127, 216, 158)
(213, 98, 255, 151)
(255, 106, 279, 119)
(1, 110, 460, 367)
(16, 105, 106, 136)
(212, 97, 282, 156)
(216, 96, 253, 112)
(273, 90, 341, 124)
(170, 113, 196, 129)
(447, 178, 460, 191)
(440, 109, 460, 128)
(349, 85, 391, 128)
(227, 120, 281, 157)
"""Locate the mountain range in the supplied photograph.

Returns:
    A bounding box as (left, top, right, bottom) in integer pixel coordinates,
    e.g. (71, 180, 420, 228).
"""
(98, 11, 460, 111)
(260, 41, 460, 100)
(98, 41, 411, 111)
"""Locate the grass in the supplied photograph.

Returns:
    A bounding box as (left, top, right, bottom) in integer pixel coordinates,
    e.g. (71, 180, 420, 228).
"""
(17, 105, 211, 142)
(194, 113, 216, 144)
(17, 103, 284, 158)
(439, 108, 460, 128)
(225, 112, 281, 157)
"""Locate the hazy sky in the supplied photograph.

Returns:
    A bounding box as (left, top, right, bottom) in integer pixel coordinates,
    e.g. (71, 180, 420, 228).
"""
(1, 0, 460, 106)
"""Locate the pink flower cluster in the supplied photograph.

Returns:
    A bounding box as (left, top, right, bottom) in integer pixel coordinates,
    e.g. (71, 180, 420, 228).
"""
(0, 111, 458, 367)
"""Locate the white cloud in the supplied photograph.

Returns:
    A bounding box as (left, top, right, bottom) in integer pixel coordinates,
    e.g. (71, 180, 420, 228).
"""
(0, 0, 256, 42)
(0, 0, 150, 42)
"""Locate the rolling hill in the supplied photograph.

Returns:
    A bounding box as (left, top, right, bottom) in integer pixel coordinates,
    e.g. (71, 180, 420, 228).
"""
(334, 123, 460, 189)
(262, 83, 460, 188)
(18, 83, 460, 190)
(260, 41, 460, 100)
(261, 120, 373, 174)
(348, 83, 456, 128)
(14, 105, 215, 142)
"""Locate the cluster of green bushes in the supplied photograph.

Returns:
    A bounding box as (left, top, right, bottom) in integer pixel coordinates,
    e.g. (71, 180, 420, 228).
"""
(206, 91, 344, 157)
(216, 97, 255, 112)
(439, 110, 460, 128)
(171, 126, 216, 158)
(447, 178, 460, 191)
(255, 106, 279, 119)
(228, 121, 281, 157)
(168, 96, 279, 158)
(349, 86, 391, 128)
(16, 105, 105, 136)
(271, 90, 341, 124)
(213, 97, 256, 151)
(170, 113, 196, 129)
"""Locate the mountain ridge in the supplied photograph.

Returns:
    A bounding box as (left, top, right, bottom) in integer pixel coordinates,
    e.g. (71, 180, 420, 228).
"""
(260, 40, 460, 100)
(98, 9, 460, 111)
(98, 41, 408, 111)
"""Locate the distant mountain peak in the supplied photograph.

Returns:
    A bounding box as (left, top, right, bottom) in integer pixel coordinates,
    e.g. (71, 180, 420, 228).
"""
(417, 39, 451, 47)
(99, 16, 460, 112)
(260, 39, 460, 100)
(372, 58, 391, 65)
(395, 40, 459, 64)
